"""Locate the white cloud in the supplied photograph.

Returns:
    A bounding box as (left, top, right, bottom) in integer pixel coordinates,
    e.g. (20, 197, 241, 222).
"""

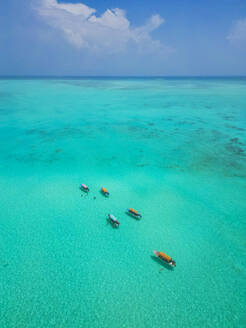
(41, 0, 96, 17)
(227, 18, 246, 42)
(36, 0, 170, 53)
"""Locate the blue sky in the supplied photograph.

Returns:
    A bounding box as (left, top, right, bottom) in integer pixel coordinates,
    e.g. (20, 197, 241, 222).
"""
(0, 0, 246, 76)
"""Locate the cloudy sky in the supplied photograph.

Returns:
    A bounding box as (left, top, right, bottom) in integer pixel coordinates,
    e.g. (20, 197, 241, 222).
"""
(1, 0, 246, 76)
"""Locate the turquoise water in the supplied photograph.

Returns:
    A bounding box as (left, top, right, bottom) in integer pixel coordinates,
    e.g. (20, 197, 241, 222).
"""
(0, 77, 246, 327)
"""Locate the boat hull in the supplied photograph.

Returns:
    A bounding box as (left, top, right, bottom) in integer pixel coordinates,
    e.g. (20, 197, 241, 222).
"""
(101, 189, 109, 197)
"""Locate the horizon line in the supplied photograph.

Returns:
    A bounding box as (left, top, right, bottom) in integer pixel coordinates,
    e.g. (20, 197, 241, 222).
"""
(0, 75, 246, 79)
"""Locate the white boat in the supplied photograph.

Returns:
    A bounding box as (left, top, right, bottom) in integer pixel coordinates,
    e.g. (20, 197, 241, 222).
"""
(80, 184, 89, 193)
(108, 214, 120, 228)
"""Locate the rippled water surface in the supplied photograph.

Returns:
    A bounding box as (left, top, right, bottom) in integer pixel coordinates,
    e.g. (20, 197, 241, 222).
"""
(0, 77, 246, 327)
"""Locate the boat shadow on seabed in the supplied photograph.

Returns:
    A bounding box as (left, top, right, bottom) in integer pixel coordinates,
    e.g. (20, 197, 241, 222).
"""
(150, 255, 174, 271)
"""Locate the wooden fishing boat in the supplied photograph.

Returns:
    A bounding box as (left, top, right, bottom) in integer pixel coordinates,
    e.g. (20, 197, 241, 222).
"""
(126, 208, 142, 219)
(108, 214, 120, 228)
(80, 184, 89, 193)
(101, 187, 109, 197)
(153, 250, 176, 267)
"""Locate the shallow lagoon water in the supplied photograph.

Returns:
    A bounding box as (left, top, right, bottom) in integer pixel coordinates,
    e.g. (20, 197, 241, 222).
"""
(0, 77, 246, 327)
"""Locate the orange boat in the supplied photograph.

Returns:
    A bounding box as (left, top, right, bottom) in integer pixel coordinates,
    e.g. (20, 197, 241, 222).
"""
(101, 187, 109, 197)
(153, 250, 176, 267)
(126, 208, 142, 219)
